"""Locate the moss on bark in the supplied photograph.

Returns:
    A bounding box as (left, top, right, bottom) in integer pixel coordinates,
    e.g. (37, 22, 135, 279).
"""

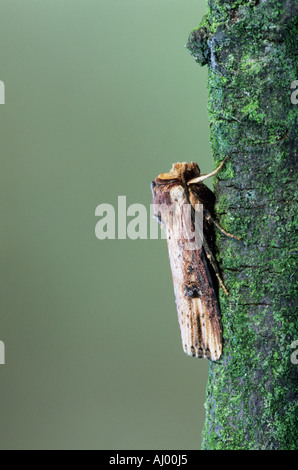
(187, 0, 298, 450)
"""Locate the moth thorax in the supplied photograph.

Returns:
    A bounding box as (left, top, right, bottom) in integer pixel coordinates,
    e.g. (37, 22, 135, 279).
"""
(170, 185, 187, 205)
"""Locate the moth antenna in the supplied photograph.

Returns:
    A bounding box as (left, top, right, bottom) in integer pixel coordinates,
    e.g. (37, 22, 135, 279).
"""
(187, 156, 230, 185)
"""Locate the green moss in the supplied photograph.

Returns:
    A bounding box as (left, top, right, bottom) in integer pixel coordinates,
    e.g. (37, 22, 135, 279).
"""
(188, 0, 298, 450)
(241, 100, 266, 123)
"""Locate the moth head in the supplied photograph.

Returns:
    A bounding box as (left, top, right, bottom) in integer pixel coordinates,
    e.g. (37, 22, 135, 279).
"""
(151, 162, 201, 221)
(156, 162, 201, 185)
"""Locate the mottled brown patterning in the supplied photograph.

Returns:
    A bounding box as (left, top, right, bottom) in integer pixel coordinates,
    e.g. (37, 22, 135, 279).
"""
(151, 160, 238, 361)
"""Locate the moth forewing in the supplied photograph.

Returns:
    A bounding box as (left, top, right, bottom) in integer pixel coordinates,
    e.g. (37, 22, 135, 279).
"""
(166, 200, 222, 360)
(152, 165, 223, 361)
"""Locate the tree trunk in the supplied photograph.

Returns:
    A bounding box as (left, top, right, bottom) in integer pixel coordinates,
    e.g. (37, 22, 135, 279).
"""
(187, 0, 298, 450)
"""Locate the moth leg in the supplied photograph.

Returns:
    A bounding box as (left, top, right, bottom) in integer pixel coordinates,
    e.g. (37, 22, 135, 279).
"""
(203, 237, 229, 296)
(204, 208, 241, 240)
(187, 156, 230, 185)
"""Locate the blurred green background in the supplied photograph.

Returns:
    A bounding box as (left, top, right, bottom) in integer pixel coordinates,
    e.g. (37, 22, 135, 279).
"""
(0, 0, 213, 450)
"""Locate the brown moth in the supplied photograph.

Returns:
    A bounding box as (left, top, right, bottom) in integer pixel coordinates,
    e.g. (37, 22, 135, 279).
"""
(151, 157, 239, 361)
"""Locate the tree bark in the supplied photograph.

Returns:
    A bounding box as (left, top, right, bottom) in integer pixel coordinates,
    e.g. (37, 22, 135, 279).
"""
(187, 0, 298, 450)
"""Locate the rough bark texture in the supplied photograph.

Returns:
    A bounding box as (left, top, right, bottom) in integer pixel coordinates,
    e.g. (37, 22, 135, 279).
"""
(187, 0, 297, 450)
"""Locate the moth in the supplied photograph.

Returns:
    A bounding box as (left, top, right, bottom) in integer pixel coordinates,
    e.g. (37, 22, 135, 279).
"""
(151, 157, 239, 361)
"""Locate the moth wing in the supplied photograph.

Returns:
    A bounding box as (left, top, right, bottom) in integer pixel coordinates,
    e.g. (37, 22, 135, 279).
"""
(166, 219, 222, 361)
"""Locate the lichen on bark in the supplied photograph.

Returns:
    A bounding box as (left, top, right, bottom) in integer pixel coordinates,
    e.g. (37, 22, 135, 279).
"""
(187, 0, 298, 450)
